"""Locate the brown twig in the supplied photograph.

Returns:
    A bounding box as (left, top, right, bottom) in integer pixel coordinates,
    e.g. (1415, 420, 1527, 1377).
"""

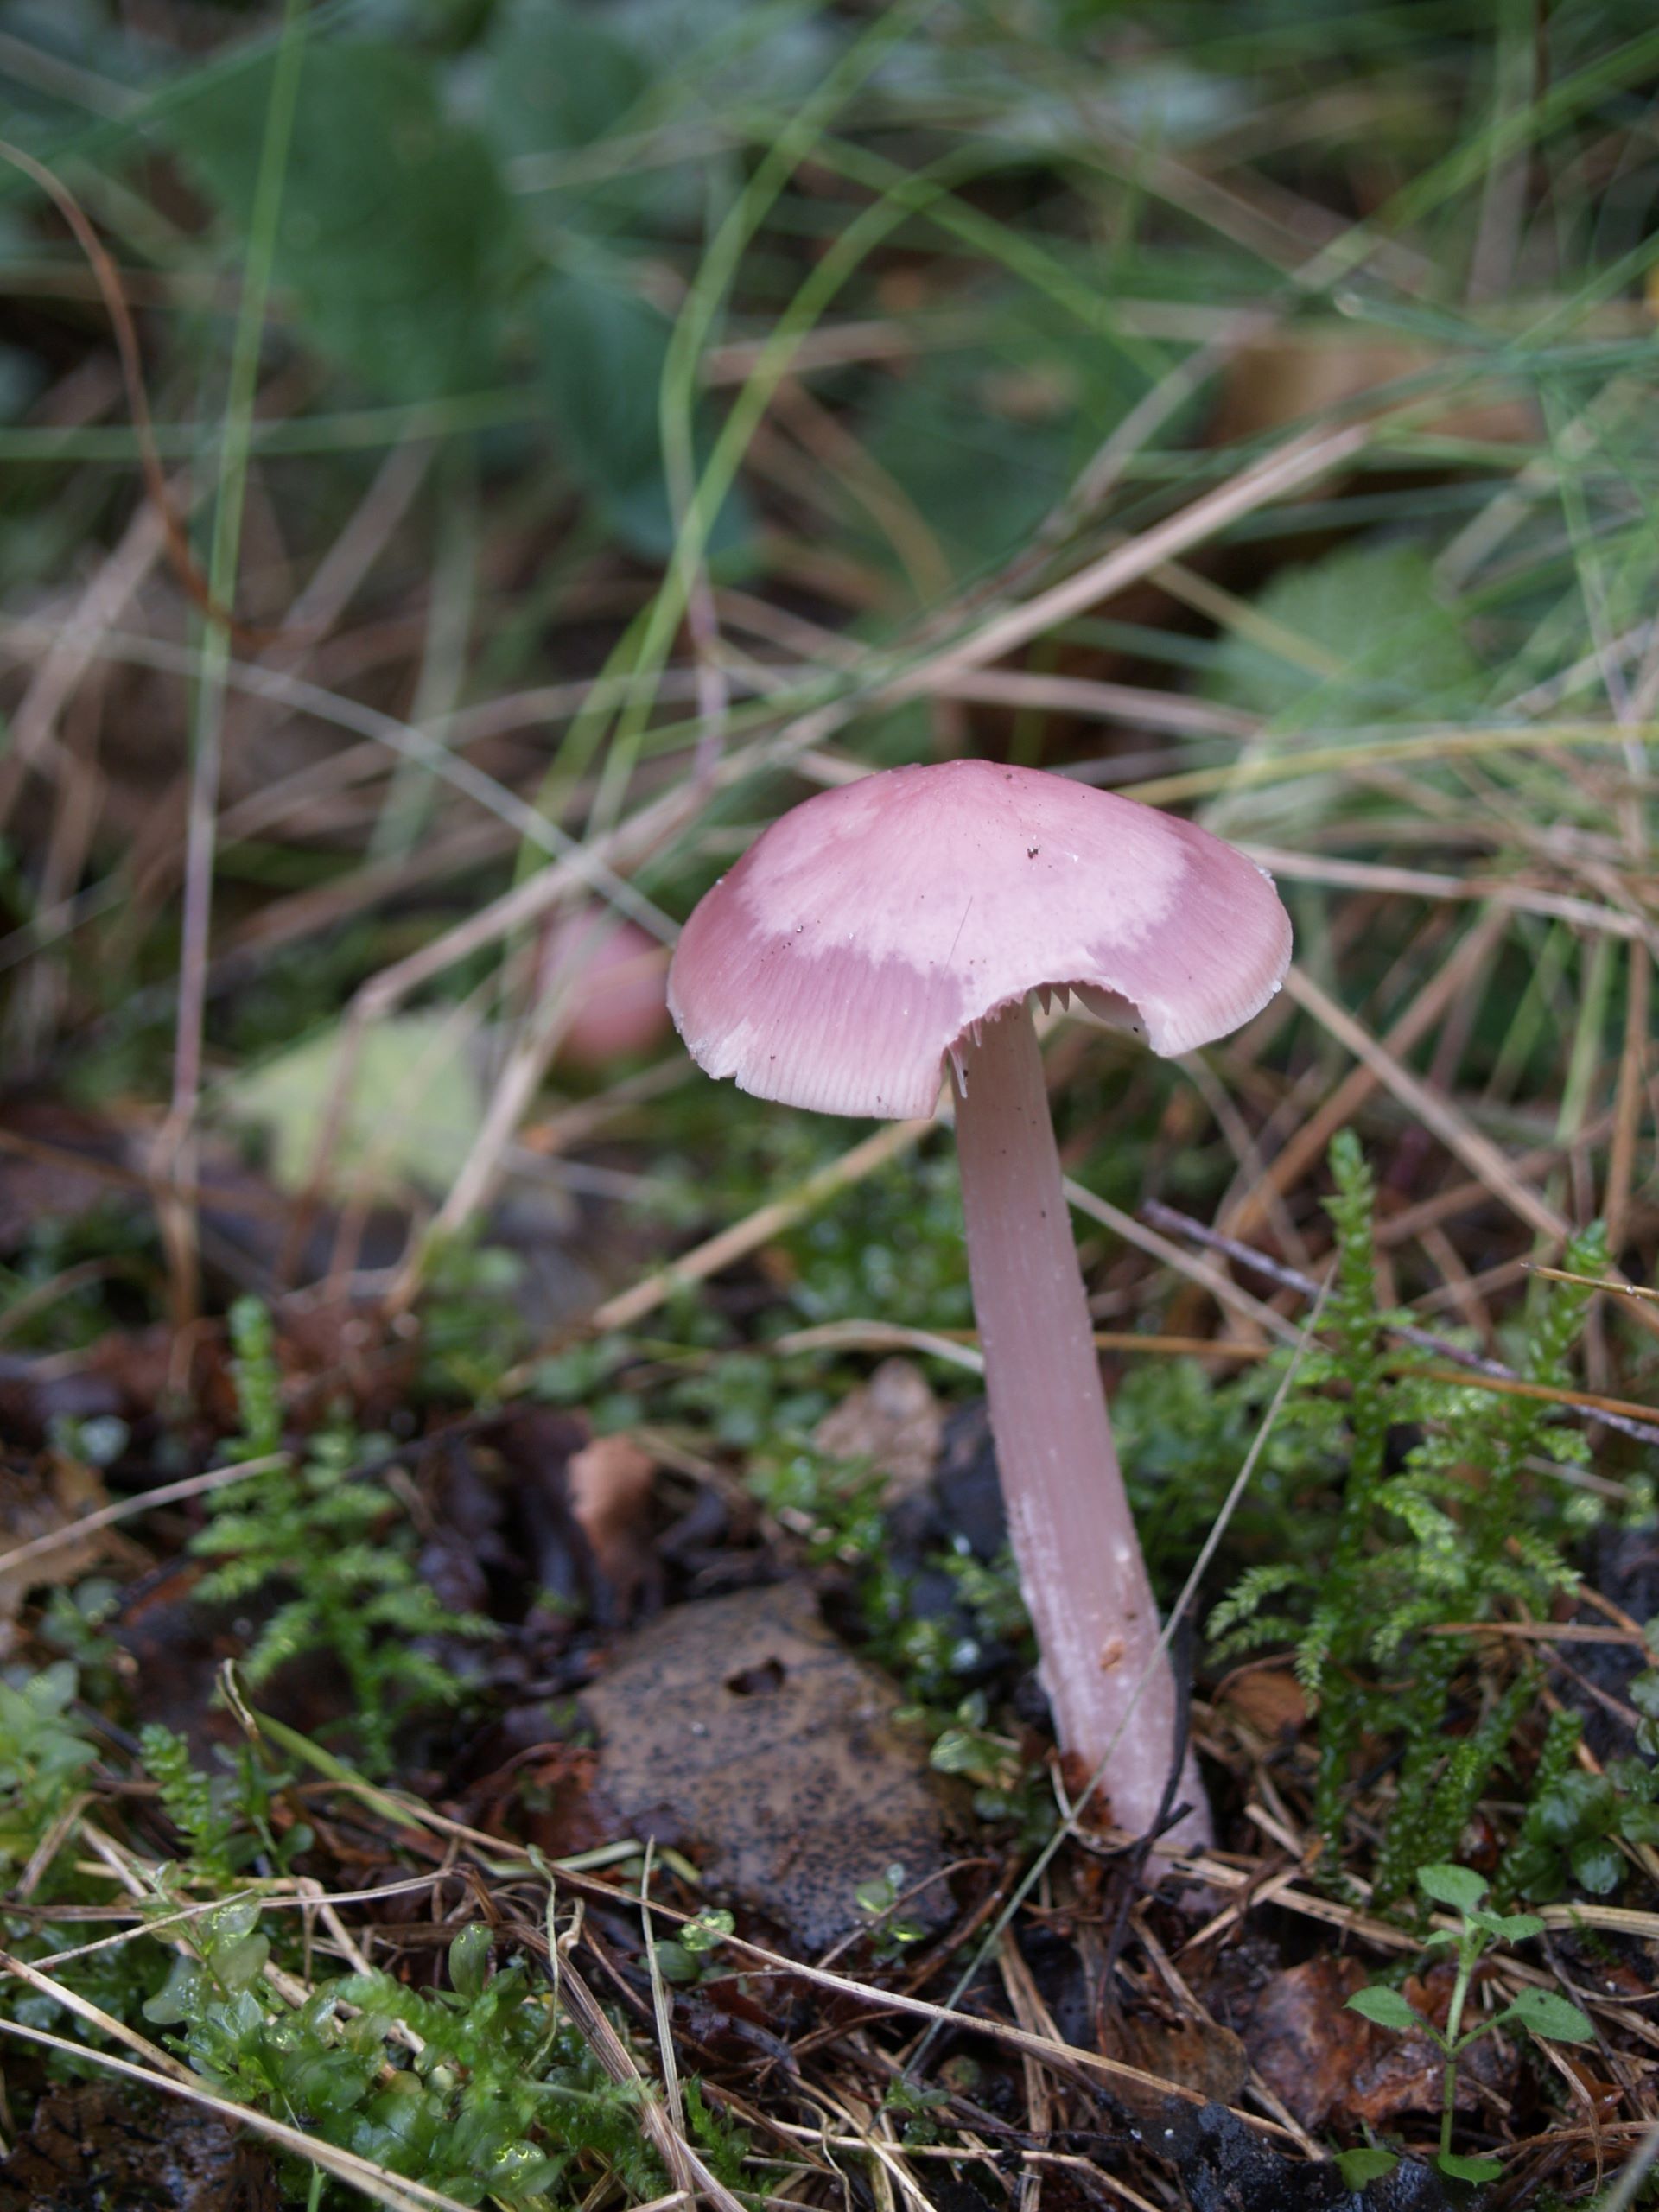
(1142, 1199, 1659, 1448)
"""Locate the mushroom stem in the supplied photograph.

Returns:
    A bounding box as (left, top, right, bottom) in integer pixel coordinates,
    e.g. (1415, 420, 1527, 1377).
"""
(951, 998, 1211, 1846)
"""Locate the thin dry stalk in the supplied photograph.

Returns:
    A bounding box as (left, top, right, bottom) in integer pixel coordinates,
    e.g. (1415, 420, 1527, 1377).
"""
(1282, 963, 1568, 1242)
(996, 1933, 1055, 2212)
(1605, 940, 1649, 1253)
(0, 1451, 288, 1578)
(1246, 845, 1655, 942)
(1222, 906, 1510, 1239)
(582, 1116, 934, 1338)
(892, 422, 1373, 697)
(548, 1948, 747, 2212)
(0, 491, 172, 825)
(0, 2018, 481, 2212)
(1063, 1177, 1302, 1348)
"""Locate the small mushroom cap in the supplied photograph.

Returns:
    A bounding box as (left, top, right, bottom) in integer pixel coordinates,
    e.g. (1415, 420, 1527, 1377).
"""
(540, 912, 671, 1071)
(669, 760, 1293, 1119)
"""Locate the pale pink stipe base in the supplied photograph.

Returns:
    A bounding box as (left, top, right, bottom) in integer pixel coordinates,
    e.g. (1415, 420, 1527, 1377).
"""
(668, 760, 1292, 1119)
(953, 1000, 1211, 1846)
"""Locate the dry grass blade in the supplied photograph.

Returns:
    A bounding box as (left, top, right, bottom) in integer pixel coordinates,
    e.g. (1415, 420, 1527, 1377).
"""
(0, 1946, 199, 2082)
(772, 1319, 1263, 1367)
(608, 1909, 1300, 2146)
(1223, 907, 1510, 1239)
(0, 494, 170, 827)
(1244, 846, 1652, 940)
(0, 143, 261, 645)
(549, 1948, 747, 2212)
(1282, 963, 1568, 1240)
(0, 1452, 288, 1578)
(1411, 1366, 1659, 1428)
(894, 422, 1375, 694)
(1287, 966, 1659, 1343)
(4, 11, 1658, 2203)
(996, 1931, 1055, 2212)
(580, 1116, 936, 1338)
(1146, 1199, 1659, 1442)
(1531, 1267, 1659, 1301)
(1062, 1175, 1304, 1345)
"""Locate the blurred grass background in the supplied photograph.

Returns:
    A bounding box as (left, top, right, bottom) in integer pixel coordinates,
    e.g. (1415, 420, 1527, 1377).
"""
(0, 0, 1654, 1372)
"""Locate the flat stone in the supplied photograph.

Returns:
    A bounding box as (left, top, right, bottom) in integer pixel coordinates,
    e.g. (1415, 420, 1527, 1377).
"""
(580, 1581, 954, 1951)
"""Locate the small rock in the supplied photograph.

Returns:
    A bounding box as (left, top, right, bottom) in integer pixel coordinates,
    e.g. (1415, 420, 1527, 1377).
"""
(580, 1581, 956, 1950)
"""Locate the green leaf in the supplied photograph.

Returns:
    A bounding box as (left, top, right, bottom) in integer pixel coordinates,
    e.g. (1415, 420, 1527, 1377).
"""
(225, 1011, 485, 1198)
(1502, 1986, 1596, 2043)
(1346, 1986, 1424, 2034)
(213, 1931, 270, 1993)
(859, 298, 1154, 585)
(485, 0, 650, 164)
(1205, 541, 1484, 731)
(1536, 1770, 1618, 1844)
(537, 270, 669, 515)
(1334, 2148, 1400, 2189)
(1474, 1909, 1547, 1943)
(1568, 1839, 1624, 1895)
(168, 44, 517, 401)
(448, 1922, 492, 1999)
(1417, 1862, 1489, 1914)
(653, 1938, 700, 1985)
(535, 268, 749, 560)
(143, 1952, 206, 2026)
(680, 1909, 734, 1955)
(1437, 2151, 1503, 2183)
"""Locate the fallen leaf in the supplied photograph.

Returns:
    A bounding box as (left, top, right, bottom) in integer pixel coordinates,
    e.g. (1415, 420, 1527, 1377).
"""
(0, 1453, 107, 1637)
(1245, 1956, 1372, 2130)
(1100, 2010, 1249, 2127)
(1215, 1667, 1307, 1740)
(224, 1010, 485, 1198)
(566, 1433, 661, 1620)
(814, 1357, 944, 1497)
(579, 1581, 956, 1950)
(1213, 334, 1539, 449)
(466, 1740, 616, 1861)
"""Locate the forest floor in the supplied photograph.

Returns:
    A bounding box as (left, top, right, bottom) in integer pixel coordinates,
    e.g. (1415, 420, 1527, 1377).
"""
(0, 3, 1657, 2208)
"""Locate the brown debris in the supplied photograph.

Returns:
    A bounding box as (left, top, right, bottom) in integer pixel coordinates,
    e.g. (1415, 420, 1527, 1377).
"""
(566, 1432, 662, 1618)
(1101, 2007, 1250, 2127)
(0, 1452, 108, 1642)
(1245, 1957, 1512, 2134)
(0, 2084, 281, 2211)
(813, 1357, 944, 1497)
(1244, 1956, 1375, 2130)
(1213, 1664, 1308, 1741)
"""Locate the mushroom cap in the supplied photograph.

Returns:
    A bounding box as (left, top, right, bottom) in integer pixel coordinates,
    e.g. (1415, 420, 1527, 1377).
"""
(669, 760, 1293, 1119)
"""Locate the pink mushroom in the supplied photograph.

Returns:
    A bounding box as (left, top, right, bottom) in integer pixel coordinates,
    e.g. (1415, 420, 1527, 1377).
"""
(539, 910, 671, 1072)
(668, 760, 1291, 1844)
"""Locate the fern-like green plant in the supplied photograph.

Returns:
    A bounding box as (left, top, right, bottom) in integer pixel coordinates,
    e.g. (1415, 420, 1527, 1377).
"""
(139, 1722, 242, 1888)
(1211, 1132, 1609, 1904)
(196, 1299, 487, 1773)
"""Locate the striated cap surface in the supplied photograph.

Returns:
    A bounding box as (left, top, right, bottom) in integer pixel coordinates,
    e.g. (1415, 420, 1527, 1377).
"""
(668, 759, 1293, 1119)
